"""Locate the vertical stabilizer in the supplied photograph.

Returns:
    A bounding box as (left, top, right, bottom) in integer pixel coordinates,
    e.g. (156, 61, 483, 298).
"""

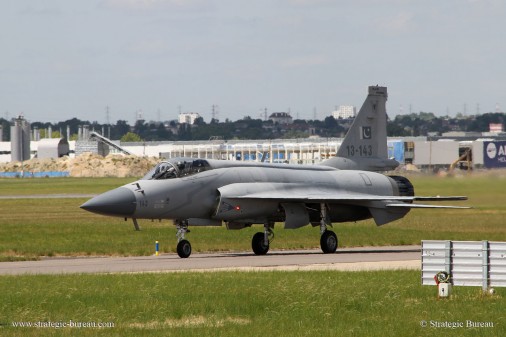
(321, 86, 398, 171)
(337, 86, 388, 159)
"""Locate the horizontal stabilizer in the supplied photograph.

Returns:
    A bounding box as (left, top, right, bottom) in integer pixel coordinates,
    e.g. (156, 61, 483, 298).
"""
(386, 203, 471, 209)
(413, 196, 468, 201)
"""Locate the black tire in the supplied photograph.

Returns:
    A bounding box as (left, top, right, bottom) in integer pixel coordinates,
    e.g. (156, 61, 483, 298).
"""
(252, 232, 269, 255)
(320, 230, 338, 254)
(177, 240, 192, 258)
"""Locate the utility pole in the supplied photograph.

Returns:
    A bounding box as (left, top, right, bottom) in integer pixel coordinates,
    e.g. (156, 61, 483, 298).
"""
(211, 104, 219, 121)
(105, 106, 110, 125)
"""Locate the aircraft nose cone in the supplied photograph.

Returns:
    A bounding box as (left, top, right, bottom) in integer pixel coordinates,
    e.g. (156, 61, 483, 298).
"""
(80, 187, 136, 217)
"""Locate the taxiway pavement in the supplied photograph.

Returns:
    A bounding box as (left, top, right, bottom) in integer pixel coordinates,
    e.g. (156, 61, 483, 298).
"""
(0, 245, 420, 275)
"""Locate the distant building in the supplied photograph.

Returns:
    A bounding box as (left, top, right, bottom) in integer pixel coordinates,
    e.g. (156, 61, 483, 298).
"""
(332, 105, 357, 119)
(10, 115, 31, 162)
(179, 113, 201, 124)
(37, 138, 70, 159)
(269, 112, 293, 124)
(489, 123, 504, 133)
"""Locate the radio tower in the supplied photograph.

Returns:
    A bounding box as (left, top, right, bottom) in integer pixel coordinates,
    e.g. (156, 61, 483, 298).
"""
(211, 104, 219, 122)
(105, 106, 110, 125)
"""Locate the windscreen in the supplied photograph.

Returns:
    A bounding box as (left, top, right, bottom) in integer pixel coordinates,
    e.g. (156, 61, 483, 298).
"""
(142, 159, 210, 180)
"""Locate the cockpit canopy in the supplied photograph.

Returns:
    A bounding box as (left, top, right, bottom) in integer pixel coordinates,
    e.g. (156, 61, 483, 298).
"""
(143, 158, 211, 180)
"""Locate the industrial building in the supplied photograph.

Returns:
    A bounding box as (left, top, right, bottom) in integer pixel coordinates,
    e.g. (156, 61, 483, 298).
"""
(332, 105, 357, 119)
(178, 113, 201, 124)
(10, 116, 31, 162)
(37, 138, 70, 159)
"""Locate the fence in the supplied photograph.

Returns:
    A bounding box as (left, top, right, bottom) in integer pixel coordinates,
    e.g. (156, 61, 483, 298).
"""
(422, 240, 506, 290)
(0, 171, 70, 178)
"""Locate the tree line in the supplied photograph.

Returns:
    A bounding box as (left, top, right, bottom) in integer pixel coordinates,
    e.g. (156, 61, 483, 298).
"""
(0, 112, 504, 142)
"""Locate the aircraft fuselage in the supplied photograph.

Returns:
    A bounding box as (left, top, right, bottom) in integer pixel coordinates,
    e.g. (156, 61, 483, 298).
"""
(82, 166, 406, 228)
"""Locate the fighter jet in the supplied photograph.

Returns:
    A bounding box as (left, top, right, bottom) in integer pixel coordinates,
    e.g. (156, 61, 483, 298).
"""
(80, 88, 468, 259)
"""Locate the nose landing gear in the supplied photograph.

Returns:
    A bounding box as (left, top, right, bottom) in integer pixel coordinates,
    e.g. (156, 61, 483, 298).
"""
(176, 220, 191, 258)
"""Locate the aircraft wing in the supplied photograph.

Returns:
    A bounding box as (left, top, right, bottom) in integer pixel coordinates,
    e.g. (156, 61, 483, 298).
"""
(217, 182, 469, 226)
(217, 183, 468, 206)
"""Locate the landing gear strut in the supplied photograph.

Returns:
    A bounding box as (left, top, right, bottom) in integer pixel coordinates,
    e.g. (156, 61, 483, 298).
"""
(252, 223, 274, 255)
(319, 203, 338, 254)
(176, 220, 192, 258)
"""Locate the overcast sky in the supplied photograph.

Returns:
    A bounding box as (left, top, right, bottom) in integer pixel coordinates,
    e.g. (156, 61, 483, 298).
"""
(1, 0, 505, 124)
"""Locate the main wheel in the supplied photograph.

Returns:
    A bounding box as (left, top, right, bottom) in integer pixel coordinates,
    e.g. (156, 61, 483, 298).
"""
(177, 240, 192, 258)
(320, 230, 338, 254)
(252, 232, 269, 255)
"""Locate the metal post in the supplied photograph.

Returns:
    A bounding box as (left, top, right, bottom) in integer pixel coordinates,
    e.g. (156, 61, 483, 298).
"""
(482, 240, 489, 291)
(444, 240, 452, 280)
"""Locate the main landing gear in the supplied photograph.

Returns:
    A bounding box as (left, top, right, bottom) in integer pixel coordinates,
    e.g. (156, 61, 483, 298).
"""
(319, 203, 338, 254)
(320, 230, 338, 254)
(251, 223, 274, 255)
(176, 220, 192, 258)
(174, 203, 338, 258)
(250, 203, 339, 256)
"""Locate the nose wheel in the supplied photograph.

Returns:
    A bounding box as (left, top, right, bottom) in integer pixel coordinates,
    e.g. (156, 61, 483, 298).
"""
(177, 239, 192, 258)
(176, 220, 191, 258)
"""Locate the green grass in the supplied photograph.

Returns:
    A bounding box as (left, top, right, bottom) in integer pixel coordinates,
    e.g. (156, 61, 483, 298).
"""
(0, 270, 504, 337)
(0, 177, 135, 195)
(0, 174, 504, 260)
(1, 175, 505, 336)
